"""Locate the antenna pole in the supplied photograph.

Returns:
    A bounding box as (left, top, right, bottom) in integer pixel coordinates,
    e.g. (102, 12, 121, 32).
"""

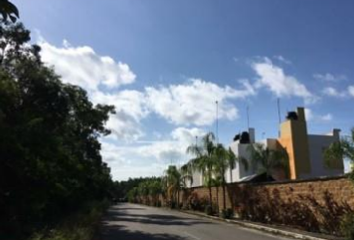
(277, 98, 281, 137)
(247, 105, 250, 130)
(216, 100, 219, 144)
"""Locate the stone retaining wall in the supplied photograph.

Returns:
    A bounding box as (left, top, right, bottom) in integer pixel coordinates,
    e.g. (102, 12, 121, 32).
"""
(179, 176, 354, 235)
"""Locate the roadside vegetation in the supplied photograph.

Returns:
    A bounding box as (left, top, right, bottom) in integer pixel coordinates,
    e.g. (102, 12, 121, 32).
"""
(0, 3, 114, 239)
(326, 127, 354, 240)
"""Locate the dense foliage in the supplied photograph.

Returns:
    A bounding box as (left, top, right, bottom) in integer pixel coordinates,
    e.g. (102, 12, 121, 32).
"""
(116, 177, 163, 206)
(0, 21, 115, 238)
(325, 128, 354, 239)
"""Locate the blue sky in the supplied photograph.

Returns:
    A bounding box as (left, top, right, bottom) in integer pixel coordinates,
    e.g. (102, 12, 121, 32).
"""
(16, 0, 354, 180)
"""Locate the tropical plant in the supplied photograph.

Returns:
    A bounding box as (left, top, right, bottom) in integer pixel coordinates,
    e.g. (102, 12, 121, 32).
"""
(325, 128, 354, 171)
(165, 165, 182, 208)
(187, 132, 217, 206)
(213, 144, 248, 210)
(248, 143, 289, 179)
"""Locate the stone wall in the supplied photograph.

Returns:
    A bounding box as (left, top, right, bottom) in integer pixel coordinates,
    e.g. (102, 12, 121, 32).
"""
(179, 176, 354, 235)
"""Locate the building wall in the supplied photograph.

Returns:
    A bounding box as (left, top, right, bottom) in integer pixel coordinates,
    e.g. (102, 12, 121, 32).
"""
(278, 107, 311, 179)
(307, 134, 344, 178)
(190, 170, 203, 188)
(229, 142, 254, 182)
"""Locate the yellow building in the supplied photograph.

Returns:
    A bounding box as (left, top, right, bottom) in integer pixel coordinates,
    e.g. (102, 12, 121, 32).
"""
(277, 107, 343, 180)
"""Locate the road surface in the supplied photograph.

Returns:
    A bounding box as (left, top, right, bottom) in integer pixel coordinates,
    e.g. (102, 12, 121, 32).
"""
(98, 203, 292, 240)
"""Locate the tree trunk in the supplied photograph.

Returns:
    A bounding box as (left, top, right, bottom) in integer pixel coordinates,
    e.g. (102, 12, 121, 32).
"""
(230, 168, 233, 183)
(177, 190, 180, 208)
(216, 186, 219, 213)
(208, 185, 212, 206)
(222, 181, 226, 210)
(208, 170, 213, 205)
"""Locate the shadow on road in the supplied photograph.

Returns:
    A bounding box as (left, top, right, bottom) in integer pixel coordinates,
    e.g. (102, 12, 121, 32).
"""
(99, 224, 187, 240)
(97, 204, 211, 240)
(105, 205, 211, 226)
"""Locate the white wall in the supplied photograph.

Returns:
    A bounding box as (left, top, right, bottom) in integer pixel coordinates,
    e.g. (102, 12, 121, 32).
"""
(306, 134, 343, 178)
(190, 170, 203, 188)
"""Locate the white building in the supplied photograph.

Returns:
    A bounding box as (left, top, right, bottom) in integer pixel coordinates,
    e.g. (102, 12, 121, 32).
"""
(188, 107, 344, 187)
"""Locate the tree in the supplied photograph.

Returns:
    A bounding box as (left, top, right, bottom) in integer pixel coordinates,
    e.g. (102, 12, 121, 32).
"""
(165, 165, 180, 207)
(0, 22, 115, 236)
(213, 144, 248, 210)
(0, 0, 19, 23)
(325, 128, 354, 172)
(248, 143, 289, 179)
(187, 132, 217, 206)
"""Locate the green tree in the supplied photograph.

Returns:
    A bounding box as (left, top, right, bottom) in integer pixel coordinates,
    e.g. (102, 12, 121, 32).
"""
(0, 0, 19, 23)
(213, 144, 248, 210)
(325, 128, 354, 170)
(187, 132, 217, 206)
(0, 22, 115, 236)
(248, 143, 289, 179)
(165, 165, 181, 207)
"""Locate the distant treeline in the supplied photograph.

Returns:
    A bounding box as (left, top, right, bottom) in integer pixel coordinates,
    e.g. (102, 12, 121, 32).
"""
(113, 177, 163, 202)
(0, 20, 115, 238)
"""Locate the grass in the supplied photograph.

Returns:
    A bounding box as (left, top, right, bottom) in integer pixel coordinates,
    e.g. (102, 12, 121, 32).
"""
(29, 200, 110, 240)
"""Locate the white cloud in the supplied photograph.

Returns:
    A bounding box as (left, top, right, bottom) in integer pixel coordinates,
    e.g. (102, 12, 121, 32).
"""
(252, 58, 317, 104)
(322, 87, 347, 98)
(145, 78, 255, 126)
(39, 39, 136, 91)
(313, 73, 347, 82)
(39, 38, 145, 141)
(92, 90, 149, 141)
(273, 55, 292, 64)
(305, 108, 333, 122)
(101, 127, 206, 180)
(348, 86, 354, 97)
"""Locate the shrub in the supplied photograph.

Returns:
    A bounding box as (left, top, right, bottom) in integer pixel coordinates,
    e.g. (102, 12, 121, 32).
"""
(205, 205, 213, 216)
(221, 208, 234, 219)
(30, 200, 109, 240)
(187, 192, 200, 210)
(341, 213, 354, 240)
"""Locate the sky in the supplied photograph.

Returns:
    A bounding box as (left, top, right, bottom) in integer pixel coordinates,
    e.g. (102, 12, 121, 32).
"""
(15, 0, 354, 180)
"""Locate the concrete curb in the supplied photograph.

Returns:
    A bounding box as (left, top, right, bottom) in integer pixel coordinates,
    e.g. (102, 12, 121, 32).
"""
(178, 210, 340, 240)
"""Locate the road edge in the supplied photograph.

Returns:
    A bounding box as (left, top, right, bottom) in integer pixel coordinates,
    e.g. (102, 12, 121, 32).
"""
(176, 209, 340, 240)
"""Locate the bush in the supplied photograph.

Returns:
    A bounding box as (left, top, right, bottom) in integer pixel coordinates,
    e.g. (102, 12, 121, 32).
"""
(29, 200, 109, 240)
(205, 205, 213, 216)
(341, 213, 354, 240)
(221, 208, 234, 219)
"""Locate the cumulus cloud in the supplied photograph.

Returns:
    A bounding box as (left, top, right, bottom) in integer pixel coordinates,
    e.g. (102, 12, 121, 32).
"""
(305, 108, 333, 122)
(39, 39, 146, 141)
(273, 55, 292, 64)
(322, 87, 347, 98)
(348, 86, 354, 97)
(145, 78, 255, 126)
(101, 127, 206, 180)
(92, 90, 149, 141)
(313, 73, 347, 82)
(252, 58, 317, 104)
(39, 39, 136, 91)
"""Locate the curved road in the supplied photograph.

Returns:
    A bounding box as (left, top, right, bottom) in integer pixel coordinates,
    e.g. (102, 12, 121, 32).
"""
(98, 203, 292, 240)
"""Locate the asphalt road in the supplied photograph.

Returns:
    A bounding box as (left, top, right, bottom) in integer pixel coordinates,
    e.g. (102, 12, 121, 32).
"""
(98, 203, 292, 240)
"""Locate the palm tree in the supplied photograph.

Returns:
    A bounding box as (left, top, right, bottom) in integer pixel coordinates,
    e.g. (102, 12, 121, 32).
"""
(187, 132, 217, 206)
(248, 143, 289, 179)
(180, 162, 193, 186)
(213, 144, 249, 210)
(165, 165, 182, 207)
(325, 128, 354, 169)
